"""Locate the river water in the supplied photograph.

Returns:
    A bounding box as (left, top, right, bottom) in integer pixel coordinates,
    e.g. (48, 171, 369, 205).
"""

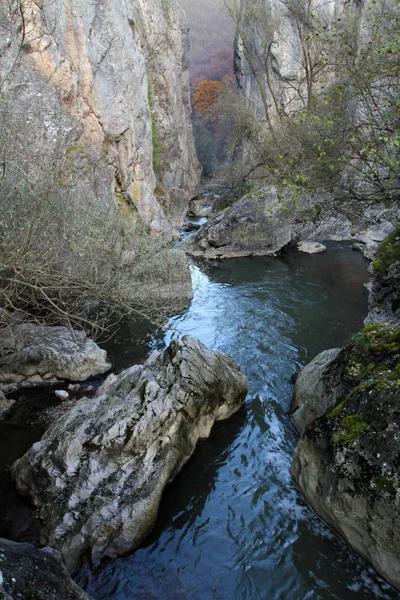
(78, 243, 399, 600)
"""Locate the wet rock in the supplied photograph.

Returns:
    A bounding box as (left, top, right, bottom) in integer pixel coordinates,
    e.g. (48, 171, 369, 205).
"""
(12, 336, 247, 574)
(291, 322, 400, 589)
(0, 537, 92, 599)
(297, 241, 327, 254)
(0, 324, 111, 383)
(290, 348, 341, 434)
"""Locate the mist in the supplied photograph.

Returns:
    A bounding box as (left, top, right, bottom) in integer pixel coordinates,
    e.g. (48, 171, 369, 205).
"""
(182, 0, 235, 87)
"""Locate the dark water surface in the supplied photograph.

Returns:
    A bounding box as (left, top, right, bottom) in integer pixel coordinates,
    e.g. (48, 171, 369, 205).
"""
(78, 244, 399, 600)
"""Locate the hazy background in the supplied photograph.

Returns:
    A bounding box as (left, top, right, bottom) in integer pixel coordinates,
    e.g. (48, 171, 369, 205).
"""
(182, 0, 235, 88)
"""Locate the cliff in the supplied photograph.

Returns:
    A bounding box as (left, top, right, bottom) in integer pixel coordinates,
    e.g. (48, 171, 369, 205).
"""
(0, 0, 200, 237)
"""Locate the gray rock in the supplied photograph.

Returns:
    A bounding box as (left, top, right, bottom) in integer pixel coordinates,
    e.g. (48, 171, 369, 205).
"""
(55, 390, 69, 401)
(291, 323, 400, 590)
(297, 241, 327, 254)
(12, 336, 247, 574)
(1, 0, 199, 240)
(184, 189, 293, 259)
(366, 260, 400, 325)
(0, 324, 110, 382)
(290, 348, 341, 434)
(0, 390, 15, 421)
(0, 537, 92, 600)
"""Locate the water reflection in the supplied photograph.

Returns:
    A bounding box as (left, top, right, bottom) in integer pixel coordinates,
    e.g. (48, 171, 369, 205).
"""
(79, 244, 399, 600)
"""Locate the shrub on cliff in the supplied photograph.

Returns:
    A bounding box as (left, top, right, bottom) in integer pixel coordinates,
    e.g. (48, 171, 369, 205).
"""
(222, 0, 400, 204)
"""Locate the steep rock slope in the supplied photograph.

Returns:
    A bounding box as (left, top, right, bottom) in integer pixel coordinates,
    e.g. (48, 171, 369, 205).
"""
(0, 0, 200, 236)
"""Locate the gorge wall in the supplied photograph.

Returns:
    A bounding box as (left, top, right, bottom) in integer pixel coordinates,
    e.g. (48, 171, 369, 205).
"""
(0, 0, 200, 238)
(234, 0, 352, 124)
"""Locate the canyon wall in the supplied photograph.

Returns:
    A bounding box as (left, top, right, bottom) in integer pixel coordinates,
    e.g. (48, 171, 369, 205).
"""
(0, 0, 200, 238)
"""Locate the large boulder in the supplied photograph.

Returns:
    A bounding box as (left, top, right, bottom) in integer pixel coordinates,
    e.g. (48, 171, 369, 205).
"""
(184, 189, 293, 259)
(0, 324, 111, 383)
(291, 322, 400, 589)
(0, 538, 92, 600)
(290, 348, 341, 435)
(12, 336, 247, 574)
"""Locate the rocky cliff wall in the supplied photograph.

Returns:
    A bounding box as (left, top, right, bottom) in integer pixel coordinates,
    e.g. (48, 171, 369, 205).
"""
(0, 0, 200, 237)
(234, 0, 351, 123)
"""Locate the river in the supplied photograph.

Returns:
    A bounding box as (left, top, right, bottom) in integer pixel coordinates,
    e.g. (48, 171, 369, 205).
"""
(77, 243, 400, 600)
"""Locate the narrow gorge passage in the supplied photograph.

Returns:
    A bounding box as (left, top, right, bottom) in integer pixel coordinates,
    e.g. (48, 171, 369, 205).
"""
(78, 245, 399, 600)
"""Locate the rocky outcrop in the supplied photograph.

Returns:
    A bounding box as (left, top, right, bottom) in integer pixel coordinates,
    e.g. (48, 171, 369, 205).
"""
(184, 188, 293, 259)
(0, 537, 92, 600)
(290, 348, 341, 435)
(0, 324, 110, 385)
(291, 322, 400, 589)
(365, 227, 400, 325)
(184, 186, 399, 259)
(12, 336, 247, 574)
(1, 0, 200, 237)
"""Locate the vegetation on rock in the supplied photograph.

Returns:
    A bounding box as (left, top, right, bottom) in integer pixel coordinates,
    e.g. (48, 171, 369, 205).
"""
(372, 226, 400, 273)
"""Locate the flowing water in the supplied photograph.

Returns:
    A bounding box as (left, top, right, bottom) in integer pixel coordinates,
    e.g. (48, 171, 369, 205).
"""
(78, 243, 399, 600)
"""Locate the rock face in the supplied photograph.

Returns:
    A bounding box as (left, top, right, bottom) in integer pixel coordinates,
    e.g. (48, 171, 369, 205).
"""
(0, 537, 92, 600)
(1, 0, 200, 237)
(0, 539, 91, 600)
(12, 336, 247, 574)
(0, 324, 110, 383)
(365, 228, 400, 325)
(291, 323, 400, 589)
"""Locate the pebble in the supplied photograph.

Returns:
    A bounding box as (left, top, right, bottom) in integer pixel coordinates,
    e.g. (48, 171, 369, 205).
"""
(55, 390, 69, 400)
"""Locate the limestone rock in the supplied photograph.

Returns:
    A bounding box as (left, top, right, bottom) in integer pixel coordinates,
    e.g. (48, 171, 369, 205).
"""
(0, 538, 92, 600)
(184, 189, 293, 259)
(290, 348, 341, 435)
(12, 336, 247, 574)
(1, 0, 199, 238)
(291, 323, 400, 589)
(0, 324, 110, 382)
(297, 241, 327, 254)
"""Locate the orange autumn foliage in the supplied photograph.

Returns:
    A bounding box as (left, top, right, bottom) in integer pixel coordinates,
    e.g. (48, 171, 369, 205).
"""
(193, 80, 224, 117)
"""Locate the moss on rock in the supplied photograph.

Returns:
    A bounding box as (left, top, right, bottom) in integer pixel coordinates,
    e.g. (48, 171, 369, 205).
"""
(372, 226, 400, 273)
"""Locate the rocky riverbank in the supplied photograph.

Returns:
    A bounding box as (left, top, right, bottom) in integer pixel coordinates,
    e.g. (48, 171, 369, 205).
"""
(290, 230, 400, 590)
(183, 187, 399, 260)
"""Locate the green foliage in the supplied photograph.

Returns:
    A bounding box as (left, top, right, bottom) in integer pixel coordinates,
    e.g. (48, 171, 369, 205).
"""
(372, 227, 400, 273)
(222, 0, 400, 203)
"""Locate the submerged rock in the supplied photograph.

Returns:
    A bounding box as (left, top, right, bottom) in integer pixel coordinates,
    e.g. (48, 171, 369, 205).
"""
(0, 538, 92, 600)
(0, 324, 111, 384)
(12, 336, 247, 574)
(291, 322, 400, 589)
(297, 241, 327, 254)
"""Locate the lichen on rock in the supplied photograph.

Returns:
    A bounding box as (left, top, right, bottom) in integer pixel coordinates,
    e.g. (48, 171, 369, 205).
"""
(291, 322, 400, 589)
